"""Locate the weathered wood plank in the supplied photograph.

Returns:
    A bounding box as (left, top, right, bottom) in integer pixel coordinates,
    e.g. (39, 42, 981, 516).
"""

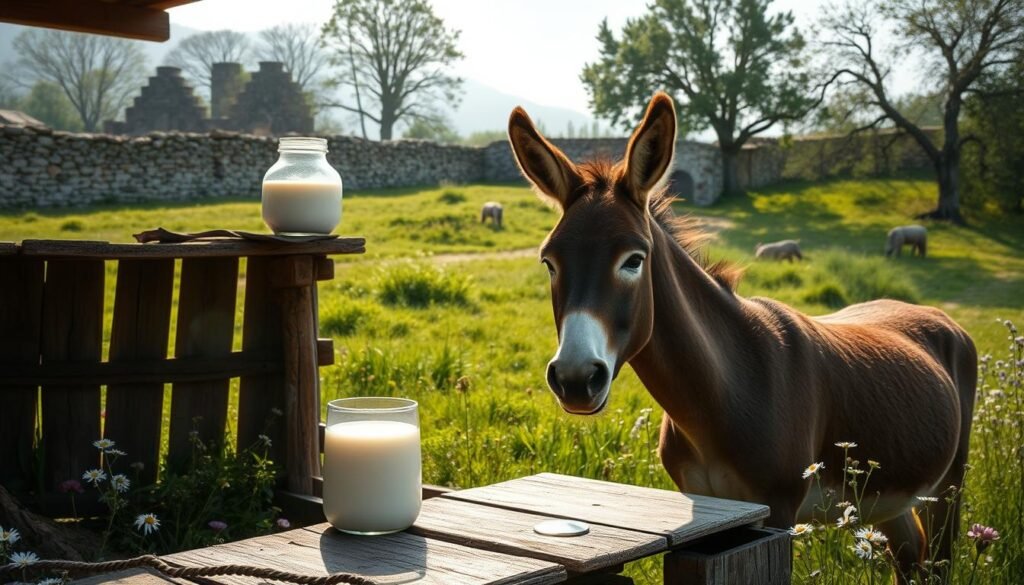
(0, 242, 17, 255)
(74, 568, 186, 585)
(105, 258, 174, 484)
(409, 497, 666, 573)
(664, 527, 791, 585)
(19, 238, 365, 259)
(167, 257, 237, 468)
(442, 473, 769, 547)
(163, 523, 567, 585)
(0, 351, 282, 386)
(40, 259, 105, 491)
(0, 257, 44, 490)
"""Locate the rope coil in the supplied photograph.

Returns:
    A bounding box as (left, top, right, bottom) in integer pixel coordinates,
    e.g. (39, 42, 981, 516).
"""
(0, 555, 377, 585)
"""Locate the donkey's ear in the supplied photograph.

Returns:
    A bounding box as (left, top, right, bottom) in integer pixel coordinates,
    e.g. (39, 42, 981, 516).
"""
(622, 92, 677, 208)
(508, 106, 582, 210)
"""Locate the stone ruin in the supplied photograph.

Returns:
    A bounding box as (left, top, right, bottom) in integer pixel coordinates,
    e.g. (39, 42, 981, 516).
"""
(104, 61, 313, 136)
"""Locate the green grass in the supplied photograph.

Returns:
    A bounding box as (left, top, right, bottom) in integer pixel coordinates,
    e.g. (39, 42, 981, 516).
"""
(1, 176, 1021, 584)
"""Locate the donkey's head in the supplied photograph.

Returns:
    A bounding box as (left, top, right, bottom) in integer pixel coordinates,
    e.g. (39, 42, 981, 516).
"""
(508, 93, 677, 414)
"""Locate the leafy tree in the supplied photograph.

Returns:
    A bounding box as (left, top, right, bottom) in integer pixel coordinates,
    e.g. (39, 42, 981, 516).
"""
(321, 0, 464, 140)
(462, 129, 506, 146)
(821, 0, 1024, 224)
(401, 116, 461, 143)
(22, 81, 84, 131)
(11, 29, 146, 131)
(582, 0, 820, 196)
(256, 23, 325, 91)
(165, 30, 251, 94)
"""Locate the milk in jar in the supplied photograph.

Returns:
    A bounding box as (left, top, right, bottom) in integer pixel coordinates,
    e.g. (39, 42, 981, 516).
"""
(261, 137, 343, 235)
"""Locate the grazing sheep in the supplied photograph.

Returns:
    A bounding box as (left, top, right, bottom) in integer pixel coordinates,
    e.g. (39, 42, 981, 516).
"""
(755, 240, 803, 262)
(886, 225, 927, 257)
(481, 201, 503, 229)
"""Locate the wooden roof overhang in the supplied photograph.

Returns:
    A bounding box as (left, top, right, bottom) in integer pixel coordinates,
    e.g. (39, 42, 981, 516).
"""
(0, 0, 200, 42)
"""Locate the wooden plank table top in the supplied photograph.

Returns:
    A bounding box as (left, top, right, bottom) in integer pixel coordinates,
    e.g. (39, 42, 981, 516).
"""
(16, 237, 365, 259)
(442, 473, 770, 547)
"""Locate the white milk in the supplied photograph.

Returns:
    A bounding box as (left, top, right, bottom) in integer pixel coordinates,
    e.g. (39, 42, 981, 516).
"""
(322, 420, 422, 534)
(261, 180, 342, 235)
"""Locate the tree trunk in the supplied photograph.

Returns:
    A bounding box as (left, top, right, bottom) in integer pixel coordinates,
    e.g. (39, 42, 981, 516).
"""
(721, 147, 742, 197)
(918, 96, 967, 225)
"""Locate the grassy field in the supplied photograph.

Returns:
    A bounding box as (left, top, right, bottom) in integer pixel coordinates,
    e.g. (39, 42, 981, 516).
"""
(1, 175, 1021, 583)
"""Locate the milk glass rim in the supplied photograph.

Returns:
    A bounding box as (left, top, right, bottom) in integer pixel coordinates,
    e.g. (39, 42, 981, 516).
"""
(327, 397, 418, 413)
(278, 136, 328, 153)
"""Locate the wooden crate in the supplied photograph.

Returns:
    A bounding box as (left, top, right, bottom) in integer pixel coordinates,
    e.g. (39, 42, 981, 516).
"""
(664, 527, 791, 585)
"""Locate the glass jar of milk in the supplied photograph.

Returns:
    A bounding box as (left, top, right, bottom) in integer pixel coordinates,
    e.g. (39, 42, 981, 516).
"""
(261, 137, 343, 235)
(323, 397, 421, 535)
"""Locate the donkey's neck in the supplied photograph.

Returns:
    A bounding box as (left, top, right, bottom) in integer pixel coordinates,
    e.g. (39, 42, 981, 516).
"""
(629, 221, 751, 439)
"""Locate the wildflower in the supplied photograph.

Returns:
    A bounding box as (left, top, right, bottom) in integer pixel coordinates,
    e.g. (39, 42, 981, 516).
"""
(208, 520, 228, 532)
(0, 526, 21, 544)
(867, 460, 881, 469)
(9, 551, 39, 567)
(967, 523, 999, 552)
(92, 438, 115, 450)
(836, 505, 858, 528)
(629, 411, 650, 439)
(834, 441, 858, 449)
(104, 448, 127, 457)
(58, 479, 84, 494)
(134, 513, 160, 536)
(81, 469, 107, 485)
(835, 501, 853, 509)
(37, 578, 63, 585)
(129, 461, 145, 472)
(851, 539, 874, 560)
(855, 526, 888, 546)
(916, 496, 939, 503)
(802, 462, 824, 479)
(111, 474, 130, 493)
(276, 518, 291, 530)
(258, 434, 272, 448)
(789, 523, 814, 537)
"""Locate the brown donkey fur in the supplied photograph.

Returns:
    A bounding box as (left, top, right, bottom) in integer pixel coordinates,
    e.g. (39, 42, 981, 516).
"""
(508, 93, 977, 577)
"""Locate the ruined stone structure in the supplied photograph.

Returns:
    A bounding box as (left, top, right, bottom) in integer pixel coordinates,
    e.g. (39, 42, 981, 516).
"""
(104, 61, 312, 136)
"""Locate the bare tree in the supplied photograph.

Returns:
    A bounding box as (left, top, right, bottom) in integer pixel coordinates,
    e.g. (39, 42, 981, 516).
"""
(321, 0, 464, 140)
(821, 0, 1024, 224)
(164, 30, 251, 93)
(11, 29, 147, 132)
(256, 23, 325, 91)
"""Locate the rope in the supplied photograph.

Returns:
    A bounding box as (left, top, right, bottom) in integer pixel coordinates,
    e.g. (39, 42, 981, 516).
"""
(0, 555, 378, 585)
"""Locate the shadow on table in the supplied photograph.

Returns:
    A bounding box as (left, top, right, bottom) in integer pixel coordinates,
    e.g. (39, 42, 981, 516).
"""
(319, 528, 426, 584)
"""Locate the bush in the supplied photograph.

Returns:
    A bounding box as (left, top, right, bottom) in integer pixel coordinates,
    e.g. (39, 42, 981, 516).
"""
(802, 281, 849, 308)
(321, 301, 376, 337)
(820, 251, 919, 304)
(376, 262, 472, 308)
(60, 219, 84, 232)
(438, 190, 467, 204)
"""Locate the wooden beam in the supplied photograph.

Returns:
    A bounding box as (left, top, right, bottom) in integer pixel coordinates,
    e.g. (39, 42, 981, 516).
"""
(0, 0, 194, 42)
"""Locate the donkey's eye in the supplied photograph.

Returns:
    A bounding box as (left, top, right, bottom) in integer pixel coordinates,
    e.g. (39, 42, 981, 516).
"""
(621, 254, 645, 272)
(541, 258, 555, 276)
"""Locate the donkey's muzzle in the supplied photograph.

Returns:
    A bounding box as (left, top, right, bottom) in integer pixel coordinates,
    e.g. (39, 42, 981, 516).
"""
(546, 359, 610, 414)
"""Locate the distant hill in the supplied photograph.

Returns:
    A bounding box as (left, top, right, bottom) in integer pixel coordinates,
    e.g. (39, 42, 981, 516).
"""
(0, 23, 614, 139)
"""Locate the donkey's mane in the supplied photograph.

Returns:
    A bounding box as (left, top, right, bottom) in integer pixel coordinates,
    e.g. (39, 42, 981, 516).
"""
(576, 159, 742, 291)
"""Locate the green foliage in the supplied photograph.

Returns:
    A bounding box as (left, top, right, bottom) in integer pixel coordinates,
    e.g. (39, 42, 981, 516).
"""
(437, 190, 467, 204)
(376, 262, 473, 307)
(461, 129, 506, 147)
(21, 81, 84, 132)
(962, 60, 1024, 213)
(402, 117, 461, 143)
(59, 219, 84, 232)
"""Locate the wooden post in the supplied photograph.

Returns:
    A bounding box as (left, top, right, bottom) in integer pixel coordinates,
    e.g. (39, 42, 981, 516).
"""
(272, 255, 321, 495)
(663, 527, 790, 585)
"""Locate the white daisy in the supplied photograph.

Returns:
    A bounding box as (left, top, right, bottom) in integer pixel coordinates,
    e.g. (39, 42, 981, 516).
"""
(789, 523, 814, 537)
(9, 551, 39, 567)
(851, 539, 873, 560)
(81, 469, 107, 485)
(0, 526, 20, 544)
(111, 474, 130, 493)
(836, 505, 858, 528)
(258, 434, 272, 447)
(855, 526, 888, 546)
(104, 449, 127, 457)
(916, 496, 939, 503)
(834, 441, 858, 449)
(92, 438, 115, 450)
(134, 513, 160, 535)
(802, 462, 824, 479)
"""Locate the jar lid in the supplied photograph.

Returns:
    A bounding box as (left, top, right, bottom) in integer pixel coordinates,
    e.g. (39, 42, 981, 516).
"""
(279, 137, 328, 153)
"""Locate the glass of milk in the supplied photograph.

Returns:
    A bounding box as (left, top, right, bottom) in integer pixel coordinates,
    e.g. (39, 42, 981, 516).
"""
(261, 137, 343, 235)
(323, 397, 421, 535)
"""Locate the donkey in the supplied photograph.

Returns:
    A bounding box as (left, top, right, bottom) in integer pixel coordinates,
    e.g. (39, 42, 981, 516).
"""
(508, 92, 976, 577)
(886, 225, 928, 258)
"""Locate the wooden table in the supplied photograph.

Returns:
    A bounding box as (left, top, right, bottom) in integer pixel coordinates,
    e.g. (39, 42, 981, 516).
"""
(80, 473, 790, 585)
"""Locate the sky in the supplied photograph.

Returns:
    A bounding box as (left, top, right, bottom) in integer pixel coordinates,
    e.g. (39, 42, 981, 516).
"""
(167, 0, 920, 118)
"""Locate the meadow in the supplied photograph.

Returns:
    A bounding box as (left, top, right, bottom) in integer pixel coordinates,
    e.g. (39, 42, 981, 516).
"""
(0, 175, 1021, 584)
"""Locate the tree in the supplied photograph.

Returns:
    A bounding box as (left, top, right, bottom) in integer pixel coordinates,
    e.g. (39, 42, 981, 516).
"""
(22, 81, 84, 132)
(582, 0, 820, 196)
(11, 29, 146, 131)
(401, 116, 460, 143)
(256, 23, 325, 91)
(821, 0, 1024, 224)
(165, 30, 251, 93)
(321, 0, 464, 140)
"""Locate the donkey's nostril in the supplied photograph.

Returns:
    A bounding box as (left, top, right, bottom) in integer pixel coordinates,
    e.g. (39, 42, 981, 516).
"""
(546, 362, 565, 397)
(587, 361, 610, 396)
